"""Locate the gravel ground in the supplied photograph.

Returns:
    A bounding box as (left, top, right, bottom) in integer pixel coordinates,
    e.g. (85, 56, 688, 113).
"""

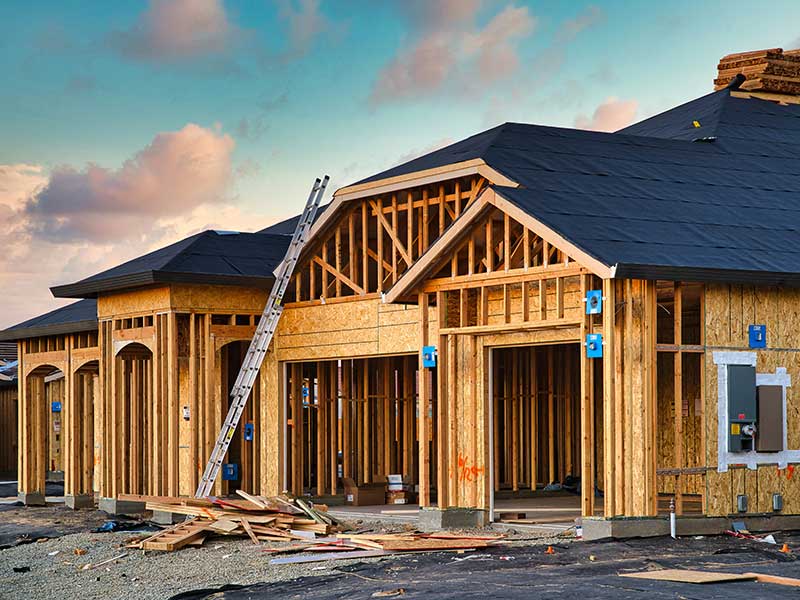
(0, 530, 377, 600)
(0, 517, 565, 600)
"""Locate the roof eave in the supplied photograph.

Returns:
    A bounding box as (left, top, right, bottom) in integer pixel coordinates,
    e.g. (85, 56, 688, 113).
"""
(0, 319, 98, 342)
(613, 264, 800, 287)
(51, 271, 276, 299)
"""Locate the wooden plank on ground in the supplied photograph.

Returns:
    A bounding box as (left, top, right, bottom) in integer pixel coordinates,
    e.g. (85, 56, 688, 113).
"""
(620, 570, 756, 584)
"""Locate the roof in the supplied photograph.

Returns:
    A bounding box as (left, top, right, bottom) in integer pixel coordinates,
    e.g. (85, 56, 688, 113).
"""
(52, 230, 292, 298)
(0, 299, 97, 341)
(258, 202, 331, 235)
(0, 360, 18, 383)
(363, 89, 800, 285)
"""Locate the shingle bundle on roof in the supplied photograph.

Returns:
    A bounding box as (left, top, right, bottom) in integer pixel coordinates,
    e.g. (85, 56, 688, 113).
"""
(715, 48, 800, 96)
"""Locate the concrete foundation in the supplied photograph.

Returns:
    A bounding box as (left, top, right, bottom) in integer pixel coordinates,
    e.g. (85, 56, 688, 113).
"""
(65, 494, 94, 509)
(418, 507, 489, 530)
(582, 514, 800, 541)
(17, 491, 46, 506)
(151, 510, 185, 525)
(98, 497, 146, 515)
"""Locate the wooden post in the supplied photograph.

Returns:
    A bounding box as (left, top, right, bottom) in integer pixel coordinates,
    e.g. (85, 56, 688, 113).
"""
(418, 293, 431, 507)
(547, 346, 555, 485)
(580, 274, 595, 517)
(602, 278, 616, 517)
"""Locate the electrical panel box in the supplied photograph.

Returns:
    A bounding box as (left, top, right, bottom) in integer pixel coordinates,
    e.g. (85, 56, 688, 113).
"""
(51, 401, 62, 413)
(749, 324, 767, 348)
(757, 385, 783, 452)
(728, 365, 756, 452)
(585, 290, 603, 315)
(222, 463, 239, 481)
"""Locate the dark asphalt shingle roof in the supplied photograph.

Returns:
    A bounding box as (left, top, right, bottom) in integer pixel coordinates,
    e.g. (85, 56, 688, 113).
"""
(52, 230, 292, 298)
(358, 89, 800, 284)
(0, 299, 97, 341)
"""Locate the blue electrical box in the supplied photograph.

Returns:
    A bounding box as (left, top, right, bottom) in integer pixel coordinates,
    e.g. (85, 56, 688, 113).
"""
(302, 385, 309, 398)
(244, 422, 254, 442)
(422, 345, 437, 368)
(586, 333, 603, 358)
(585, 290, 603, 315)
(222, 463, 239, 481)
(51, 401, 62, 413)
(749, 324, 766, 348)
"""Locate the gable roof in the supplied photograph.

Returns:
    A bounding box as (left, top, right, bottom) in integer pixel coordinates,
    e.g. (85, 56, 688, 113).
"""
(0, 299, 98, 341)
(258, 202, 331, 235)
(52, 230, 292, 298)
(370, 89, 800, 288)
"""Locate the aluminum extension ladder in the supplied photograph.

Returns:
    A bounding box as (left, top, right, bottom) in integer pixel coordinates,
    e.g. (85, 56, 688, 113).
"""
(195, 175, 329, 498)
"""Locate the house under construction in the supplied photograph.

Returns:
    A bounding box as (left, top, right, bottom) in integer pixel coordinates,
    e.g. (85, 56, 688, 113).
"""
(4, 49, 800, 537)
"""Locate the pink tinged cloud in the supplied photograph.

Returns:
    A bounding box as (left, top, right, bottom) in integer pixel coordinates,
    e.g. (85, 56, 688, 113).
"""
(25, 124, 235, 243)
(111, 0, 236, 62)
(575, 97, 639, 132)
(370, 3, 536, 105)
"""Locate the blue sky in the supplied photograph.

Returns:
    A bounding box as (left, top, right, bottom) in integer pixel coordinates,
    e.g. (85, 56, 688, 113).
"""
(1, 0, 799, 326)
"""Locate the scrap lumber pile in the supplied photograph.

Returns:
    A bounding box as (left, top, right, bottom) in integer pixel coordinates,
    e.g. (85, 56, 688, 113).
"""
(715, 48, 800, 95)
(264, 531, 507, 565)
(120, 491, 337, 552)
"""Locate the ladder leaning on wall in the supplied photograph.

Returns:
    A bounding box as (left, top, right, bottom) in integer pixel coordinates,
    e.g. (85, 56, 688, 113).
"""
(194, 175, 329, 498)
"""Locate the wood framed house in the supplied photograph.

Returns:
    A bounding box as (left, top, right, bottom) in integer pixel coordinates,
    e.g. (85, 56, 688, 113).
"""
(4, 50, 800, 536)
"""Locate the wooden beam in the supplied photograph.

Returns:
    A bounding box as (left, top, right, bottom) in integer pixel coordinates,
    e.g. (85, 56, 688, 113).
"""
(602, 278, 616, 517)
(673, 283, 683, 514)
(312, 257, 365, 295)
(580, 274, 595, 517)
(418, 293, 430, 507)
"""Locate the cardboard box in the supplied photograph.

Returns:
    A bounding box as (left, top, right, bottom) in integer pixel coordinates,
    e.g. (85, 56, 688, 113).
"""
(343, 477, 386, 506)
(386, 490, 417, 505)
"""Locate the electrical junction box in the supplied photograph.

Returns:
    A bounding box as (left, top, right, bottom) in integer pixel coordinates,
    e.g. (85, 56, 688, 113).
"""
(585, 290, 603, 315)
(728, 365, 756, 452)
(749, 324, 767, 348)
(222, 463, 239, 481)
(586, 334, 603, 358)
(422, 345, 437, 368)
(244, 422, 254, 442)
(51, 401, 62, 413)
(302, 385, 309, 398)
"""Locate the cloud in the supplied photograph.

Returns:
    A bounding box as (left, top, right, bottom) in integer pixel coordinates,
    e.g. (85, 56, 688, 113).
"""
(110, 0, 237, 63)
(575, 97, 638, 132)
(370, 3, 536, 105)
(25, 123, 235, 243)
(0, 164, 48, 208)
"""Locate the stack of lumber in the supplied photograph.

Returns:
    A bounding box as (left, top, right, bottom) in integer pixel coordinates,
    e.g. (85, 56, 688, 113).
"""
(715, 48, 800, 95)
(120, 491, 337, 552)
(265, 531, 506, 565)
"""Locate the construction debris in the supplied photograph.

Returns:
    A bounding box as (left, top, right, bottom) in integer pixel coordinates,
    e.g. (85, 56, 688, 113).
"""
(120, 492, 339, 553)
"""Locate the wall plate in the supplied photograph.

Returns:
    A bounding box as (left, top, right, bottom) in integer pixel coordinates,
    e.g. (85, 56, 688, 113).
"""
(586, 333, 603, 358)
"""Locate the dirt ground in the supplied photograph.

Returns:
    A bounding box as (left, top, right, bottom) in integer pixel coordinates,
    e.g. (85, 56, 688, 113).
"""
(1, 504, 800, 600)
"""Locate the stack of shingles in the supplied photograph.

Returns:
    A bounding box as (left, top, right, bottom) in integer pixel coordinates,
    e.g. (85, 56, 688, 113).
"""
(715, 48, 800, 95)
(121, 490, 336, 552)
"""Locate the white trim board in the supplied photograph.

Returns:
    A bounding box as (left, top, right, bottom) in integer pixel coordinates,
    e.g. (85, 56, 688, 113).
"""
(713, 351, 795, 471)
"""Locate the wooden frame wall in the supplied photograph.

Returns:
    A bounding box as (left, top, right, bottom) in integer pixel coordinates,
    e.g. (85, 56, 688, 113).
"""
(286, 355, 430, 499)
(287, 176, 487, 305)
(0, 384, 17, 474)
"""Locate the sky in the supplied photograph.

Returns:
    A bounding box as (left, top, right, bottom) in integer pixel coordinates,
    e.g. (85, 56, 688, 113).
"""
(1, 0, 799, 328)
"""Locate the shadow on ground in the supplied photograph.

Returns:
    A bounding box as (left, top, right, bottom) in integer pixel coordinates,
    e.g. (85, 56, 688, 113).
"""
(170, 533, 800, 600)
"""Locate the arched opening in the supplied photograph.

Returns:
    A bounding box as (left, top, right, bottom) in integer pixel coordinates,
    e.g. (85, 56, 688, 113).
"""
(20, 364, 64, 503)
(115, 343, 152, 495)
(66, 360, 98, 508)
(218, 340, 261, 495)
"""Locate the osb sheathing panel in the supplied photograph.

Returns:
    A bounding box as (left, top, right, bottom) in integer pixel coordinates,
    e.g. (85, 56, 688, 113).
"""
(178, 357, 191, 496)
(704, 283, 800, 516)
(170, 284, 268, 313)
(275, 297, 419, 361)
(0, 387, 18, 473)
(259, 348, 281, 496)
(98, 287, 170, 318)
(482, 327, 581, 348)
